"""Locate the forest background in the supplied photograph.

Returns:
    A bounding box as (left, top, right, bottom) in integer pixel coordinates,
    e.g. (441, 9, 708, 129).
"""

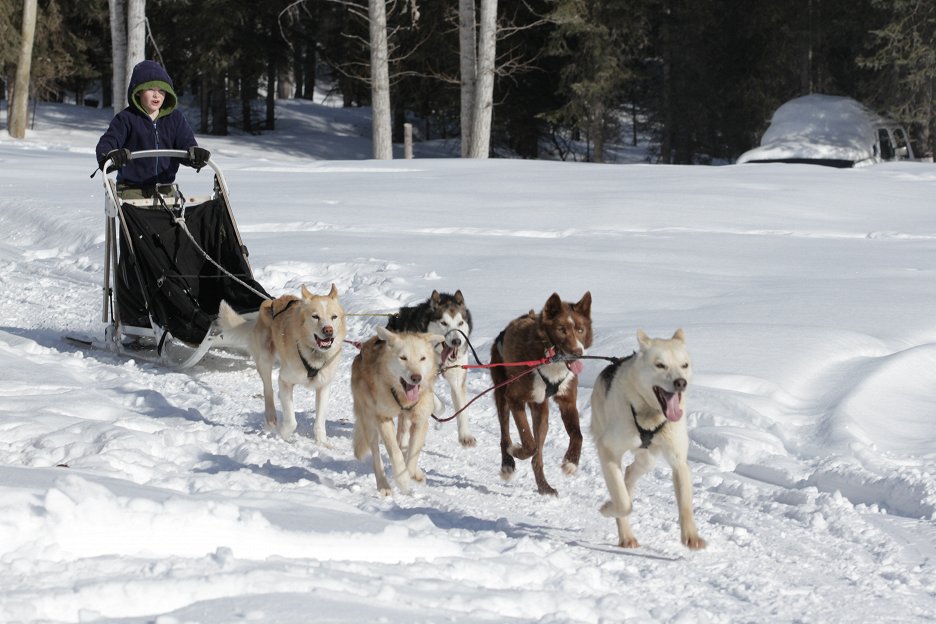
(1, 0, 935, 164)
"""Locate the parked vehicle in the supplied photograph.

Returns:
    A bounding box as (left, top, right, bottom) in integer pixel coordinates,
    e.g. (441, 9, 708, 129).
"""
(737, 94, 915, 168)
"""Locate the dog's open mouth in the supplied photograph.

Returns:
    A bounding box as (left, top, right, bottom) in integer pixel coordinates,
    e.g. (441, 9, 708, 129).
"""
(315, 336, 334, 349)
(399, 378, 421, 403)
(653, 386, 684, 421)
(440, 344, 456, 363)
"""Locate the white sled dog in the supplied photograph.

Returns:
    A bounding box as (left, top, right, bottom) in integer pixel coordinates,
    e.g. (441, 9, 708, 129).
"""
(386, 290, 476, 447)
(352, 326, 444, 495)
(217, 284, 347, 444)
(590, 329, 706, 550)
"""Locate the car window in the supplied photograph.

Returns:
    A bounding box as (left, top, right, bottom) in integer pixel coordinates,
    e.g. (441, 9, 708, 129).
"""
(878, 129, 895, 160)
(893, 128, 911, 159)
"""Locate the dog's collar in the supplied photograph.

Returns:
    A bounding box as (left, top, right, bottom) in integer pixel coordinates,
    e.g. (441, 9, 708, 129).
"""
(631, 404, 666, 449)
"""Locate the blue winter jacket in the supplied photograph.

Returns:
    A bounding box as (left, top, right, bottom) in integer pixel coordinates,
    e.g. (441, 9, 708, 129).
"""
(96, 60, 198, 187)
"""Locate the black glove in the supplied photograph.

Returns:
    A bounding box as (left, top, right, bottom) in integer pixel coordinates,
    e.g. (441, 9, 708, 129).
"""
(187, 146, 210, 171)
(101, 148, 131, 170)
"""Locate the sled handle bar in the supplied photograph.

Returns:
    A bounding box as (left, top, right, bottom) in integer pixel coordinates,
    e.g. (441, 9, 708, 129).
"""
(101, 148, 233, 213)
(102, 148, 221, 177)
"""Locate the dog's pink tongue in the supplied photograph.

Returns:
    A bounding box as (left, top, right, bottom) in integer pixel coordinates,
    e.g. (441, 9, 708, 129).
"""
(404, 382, 420, 403)
(567, 360, 584, 376)
(441, 344, 454, 362)
(665, 393, 683, 421)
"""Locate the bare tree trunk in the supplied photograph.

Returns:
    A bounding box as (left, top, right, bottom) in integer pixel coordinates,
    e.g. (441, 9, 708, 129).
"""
(126, 0, 146, 74)
(9, 0, 37, 138)
(468, 0, 496, 158)
(267, 57, 277, 129)
(458, 0, 477, 157)
(369, 0, 392, 159)
(109, 0, 128, 113)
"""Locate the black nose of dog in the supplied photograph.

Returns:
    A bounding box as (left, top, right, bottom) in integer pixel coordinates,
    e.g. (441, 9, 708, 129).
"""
(451, 336, 462, 347)
(674, 378, 687, 391)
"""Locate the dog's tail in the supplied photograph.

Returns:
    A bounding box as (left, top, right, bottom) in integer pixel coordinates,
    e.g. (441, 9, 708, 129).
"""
(216, 300, 255, 347)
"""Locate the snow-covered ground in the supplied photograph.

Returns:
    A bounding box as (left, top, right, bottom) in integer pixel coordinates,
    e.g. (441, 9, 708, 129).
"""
(1, 100, 935, 623)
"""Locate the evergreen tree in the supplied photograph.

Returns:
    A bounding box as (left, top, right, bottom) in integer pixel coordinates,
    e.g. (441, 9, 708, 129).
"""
(860, 0, 936, 157)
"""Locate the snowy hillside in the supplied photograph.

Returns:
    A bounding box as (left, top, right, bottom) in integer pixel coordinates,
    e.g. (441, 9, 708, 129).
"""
(0, 100, 935, 623)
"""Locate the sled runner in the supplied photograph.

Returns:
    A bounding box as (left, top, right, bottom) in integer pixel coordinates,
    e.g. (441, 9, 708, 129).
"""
(90, 149, 270, 368)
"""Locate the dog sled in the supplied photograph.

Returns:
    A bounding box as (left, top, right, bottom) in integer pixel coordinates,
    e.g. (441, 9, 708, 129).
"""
(78, 149, 270, 369)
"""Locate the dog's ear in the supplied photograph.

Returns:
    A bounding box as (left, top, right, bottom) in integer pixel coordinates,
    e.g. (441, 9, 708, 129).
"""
(301, 284, 313, 300)
(375, 325, 397, 344)
(574, 291, 592, 317)
(672, 328, 685, 343)
(543, 292, 563, 319)
(637, 329, 652, 350)
(430, 290, 442, 305)
(453, 290, 464, 305)
(327, 283, 339, 299)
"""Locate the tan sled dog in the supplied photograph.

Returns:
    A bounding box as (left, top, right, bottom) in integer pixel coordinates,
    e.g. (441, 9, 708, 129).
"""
(218, 284, 346, 444)
(590, 329, 706, 550)
(490, 292, 593, 496)
(352, 326, 444, 495)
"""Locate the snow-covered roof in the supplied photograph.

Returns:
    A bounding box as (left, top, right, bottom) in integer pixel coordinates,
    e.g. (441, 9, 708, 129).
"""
(737, 94, 885, 165)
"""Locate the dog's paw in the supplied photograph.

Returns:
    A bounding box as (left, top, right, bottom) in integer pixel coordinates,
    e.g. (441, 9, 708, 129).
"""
(410, 467, 425, 483)
(561, 460, 578, 476)
(395, 472, 412, 494)
(600, 500, 631, 517)
(537, 483, 558, 496)
(682, 533, 707, 551)
(509, 443, 533, 460)
(500, 465, 515, 481)
(459, 433, 477, 448)
(618, 535, 640, 549)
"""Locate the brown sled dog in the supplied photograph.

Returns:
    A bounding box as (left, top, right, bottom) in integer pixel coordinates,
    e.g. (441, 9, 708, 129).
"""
(490, 292, 593, 495)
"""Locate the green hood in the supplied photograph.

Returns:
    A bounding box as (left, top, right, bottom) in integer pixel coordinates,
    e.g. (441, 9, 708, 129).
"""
(131, 80, 178, 119)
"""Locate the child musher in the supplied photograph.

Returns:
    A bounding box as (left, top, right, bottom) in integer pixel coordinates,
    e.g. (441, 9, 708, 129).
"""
(96, 59, 210, 197)
(95, 60, 211, 329)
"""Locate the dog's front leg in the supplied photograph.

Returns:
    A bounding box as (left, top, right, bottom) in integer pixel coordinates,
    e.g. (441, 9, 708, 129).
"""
(508, 399, 537, 461)
(597, 443, 632, 518)
(377, 416, 411, 494)
(404, 412, 429, 484)
(277, 377, 298, 440)
(446, 367, 476, 447)
(255, 354, 278, 431)
(555, 390, 582, 475)
(495, 387, 517, 479)
(610, 450, 656, 548)
(530, 401, 557, 496)
(313, 384, 331, 446)
(367, 424, 392, 496)
(671, 459, 706, 550)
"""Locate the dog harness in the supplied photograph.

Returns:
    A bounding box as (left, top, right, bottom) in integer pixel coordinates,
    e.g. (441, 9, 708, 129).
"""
(631, 404, 666, 449)
(297, 344, 338, 380)
(536, 368, 567, 399)
(390, 387, 418, 412)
